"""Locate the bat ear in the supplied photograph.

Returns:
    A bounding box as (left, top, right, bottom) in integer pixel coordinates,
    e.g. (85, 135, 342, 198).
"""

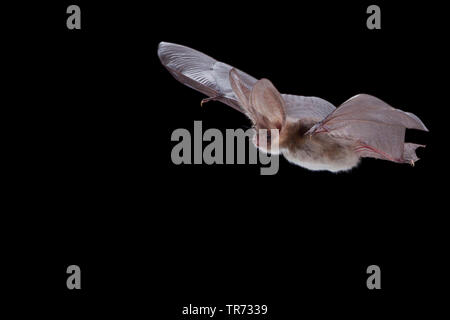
(230, 68, 286, 130)
(249, 78, 286, 131)
(229, 68, 254, 116)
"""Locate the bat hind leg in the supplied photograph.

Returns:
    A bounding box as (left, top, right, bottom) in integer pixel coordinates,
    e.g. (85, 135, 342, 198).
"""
(200, 95, 222, 107)
(403, 143, 425, 166)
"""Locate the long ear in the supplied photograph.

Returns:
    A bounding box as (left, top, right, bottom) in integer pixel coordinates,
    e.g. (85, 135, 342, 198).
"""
(249, 79, 286, 130)
(229, 68, 256, 120)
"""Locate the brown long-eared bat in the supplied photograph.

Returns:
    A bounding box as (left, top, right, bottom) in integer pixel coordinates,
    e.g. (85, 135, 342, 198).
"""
(158, 42, 428, 172)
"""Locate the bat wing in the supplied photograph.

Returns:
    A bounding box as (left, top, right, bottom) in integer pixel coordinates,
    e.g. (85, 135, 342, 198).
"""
(158, 42, 338, 122)
(306, 94, 429, 163)
(158, 42, 257, 113)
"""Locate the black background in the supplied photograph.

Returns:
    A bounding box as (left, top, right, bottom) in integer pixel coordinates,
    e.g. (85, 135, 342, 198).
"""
(6, 0, 448, 318)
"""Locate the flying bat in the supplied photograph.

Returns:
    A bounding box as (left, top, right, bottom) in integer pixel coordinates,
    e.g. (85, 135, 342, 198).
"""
(158, 41, 428, 172)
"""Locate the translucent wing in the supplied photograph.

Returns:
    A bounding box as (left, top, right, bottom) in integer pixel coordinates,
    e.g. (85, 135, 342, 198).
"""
(158, 42, 257, 113)
(282, 94, 336, 123)
(158, 42, 337, 121)
(307, 94, 428, 163)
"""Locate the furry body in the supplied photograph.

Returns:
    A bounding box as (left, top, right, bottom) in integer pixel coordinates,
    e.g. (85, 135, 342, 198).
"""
(279, 119, 360, 172)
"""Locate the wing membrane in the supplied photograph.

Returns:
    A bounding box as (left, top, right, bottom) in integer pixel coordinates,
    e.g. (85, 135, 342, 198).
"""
(158, 42, 337, 121)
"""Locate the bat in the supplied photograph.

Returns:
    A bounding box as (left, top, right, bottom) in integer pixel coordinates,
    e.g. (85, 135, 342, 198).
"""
(158, 41, 428, 172)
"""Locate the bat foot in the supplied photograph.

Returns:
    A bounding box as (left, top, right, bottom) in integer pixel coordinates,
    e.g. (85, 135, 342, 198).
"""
(200, 96, 219, 107)
(410, 160, 415, 167)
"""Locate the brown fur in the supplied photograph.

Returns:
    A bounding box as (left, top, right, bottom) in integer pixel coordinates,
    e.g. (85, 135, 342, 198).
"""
(278, 120, 360, 172)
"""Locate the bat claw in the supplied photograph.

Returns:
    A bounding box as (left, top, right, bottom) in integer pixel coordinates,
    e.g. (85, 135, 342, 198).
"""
(410, 160, 415, 167)
(200, 96, 220, 107)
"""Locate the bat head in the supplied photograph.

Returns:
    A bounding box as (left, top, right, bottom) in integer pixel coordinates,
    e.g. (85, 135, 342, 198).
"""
(230, 69, 286, 154)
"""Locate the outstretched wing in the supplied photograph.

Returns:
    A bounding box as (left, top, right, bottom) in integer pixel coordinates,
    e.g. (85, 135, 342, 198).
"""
(306, 94, 429, 163)
(158, 42, 257, 113)
(158, 41, 336, 121)
(282, 94, 336, 123)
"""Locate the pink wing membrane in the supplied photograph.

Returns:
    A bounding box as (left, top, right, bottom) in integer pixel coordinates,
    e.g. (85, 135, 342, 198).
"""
(307, 94, 428, 163)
